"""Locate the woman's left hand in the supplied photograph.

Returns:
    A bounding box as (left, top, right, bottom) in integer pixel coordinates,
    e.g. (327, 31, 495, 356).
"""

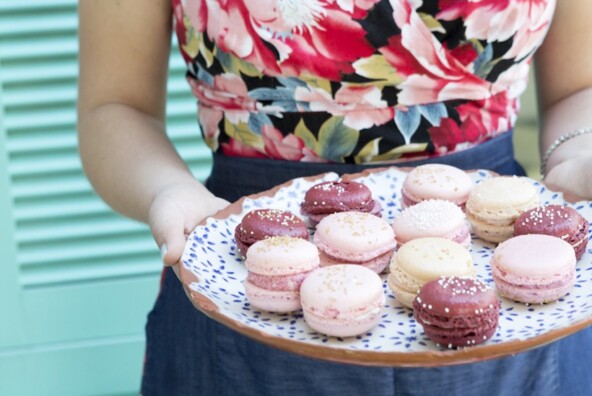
(544, 155, 592, 202)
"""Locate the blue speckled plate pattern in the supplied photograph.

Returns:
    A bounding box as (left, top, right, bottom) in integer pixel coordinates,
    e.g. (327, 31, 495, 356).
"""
(179, 168, 592, 366)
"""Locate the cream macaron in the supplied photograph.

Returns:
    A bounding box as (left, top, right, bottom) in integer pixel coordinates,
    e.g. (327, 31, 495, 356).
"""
(387, 237, 476, 308)
(465, 176, 539, 244)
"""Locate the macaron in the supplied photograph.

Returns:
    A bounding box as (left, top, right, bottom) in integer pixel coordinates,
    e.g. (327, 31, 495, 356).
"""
(392, 199, 471, 249)
(387, 237, 476, 308)
(465, 176, 539, 243)
(313, 211, 396, 274)
(235, 209, 309, 257)
(300, 264, 385, 337)
(413, 276, 501, 348)
(244, 236, 320, 313)
(300, 180, 381, 225)
(491, 234, 576, 304)
(514, 205, 589, 260)
(401, 164, 474, 209)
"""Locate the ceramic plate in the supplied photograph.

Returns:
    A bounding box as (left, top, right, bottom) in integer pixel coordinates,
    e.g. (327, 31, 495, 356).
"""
(178, 167, 592, 367)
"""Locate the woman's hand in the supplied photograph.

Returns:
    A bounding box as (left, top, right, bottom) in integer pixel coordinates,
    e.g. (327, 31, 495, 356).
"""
(149, 182, 230, 266)
(544, 155, 592, 203)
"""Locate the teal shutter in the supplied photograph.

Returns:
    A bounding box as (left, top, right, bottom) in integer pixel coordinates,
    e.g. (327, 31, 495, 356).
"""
(0, 1, 210, 395)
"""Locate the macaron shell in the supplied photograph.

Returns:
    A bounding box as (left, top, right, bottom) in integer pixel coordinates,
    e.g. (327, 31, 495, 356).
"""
(390, 238, 475, 282)
(300, 265, 384, 315)
(493, 271, 575, 304)
(302, 303, 383, 338)
(420, 324, 498, 348)
(244, 280, 301, 312)
(387, 272, 419, 308)
(413, 277, 501, 348)
(318, 249, 392, 274)
(493, 235, 575, 279)
(387, 238, 475, 308)
(235, 209, 309, 256)
(467, 212, 514, 244)
(514, 205, 590, 260)
(466, 176, 539, 223)
(307, 200, 382, 225)
(300, 265, 385, 336)
(314, 212, 396, 261)
(491, 234, 576, 304)
(401, 164, 474, 207)
(392, 199, 470, 245)
(300, 265, 385, 337)
(301, 181, 378, 216)
(246, 236, 320, 276)
(415, 277, 500, 318)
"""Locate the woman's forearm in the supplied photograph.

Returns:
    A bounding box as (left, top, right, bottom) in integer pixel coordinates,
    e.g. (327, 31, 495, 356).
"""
(78, 102, 210, 222)
(538, 87, 592, 172)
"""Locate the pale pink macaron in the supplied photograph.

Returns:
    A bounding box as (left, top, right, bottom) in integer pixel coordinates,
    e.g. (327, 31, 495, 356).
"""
(300, 264, 385, 337)
(244, 236, 320, 313)
(392, 199, 471, 249)
(491, 234, 576, 304)
(314, 211, 397, 273)
(401, 164, 474, 209)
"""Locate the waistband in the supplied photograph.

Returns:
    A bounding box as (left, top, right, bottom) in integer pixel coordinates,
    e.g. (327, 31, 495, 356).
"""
(206, 131, 524, 202)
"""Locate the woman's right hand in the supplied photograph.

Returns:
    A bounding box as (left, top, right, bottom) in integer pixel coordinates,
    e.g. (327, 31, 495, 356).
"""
(148, 182, 230, 266)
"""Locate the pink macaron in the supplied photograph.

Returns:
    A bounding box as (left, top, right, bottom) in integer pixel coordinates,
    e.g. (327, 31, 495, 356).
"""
(392, 199, 471, 249)
(514, 205, 589, 260)
(401, 164, 474, 209)
(244, 236, 320, 313)
(313, 211, 397, 273)
(491, 234, 576, 304)
(300, 264, 385, 337)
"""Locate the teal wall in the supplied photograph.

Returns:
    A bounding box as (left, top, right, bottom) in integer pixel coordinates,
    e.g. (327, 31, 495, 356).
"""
(0, 2, 211, 395)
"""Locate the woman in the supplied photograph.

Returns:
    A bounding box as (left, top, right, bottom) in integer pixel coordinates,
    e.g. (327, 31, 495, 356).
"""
(77, 1, 592, 394)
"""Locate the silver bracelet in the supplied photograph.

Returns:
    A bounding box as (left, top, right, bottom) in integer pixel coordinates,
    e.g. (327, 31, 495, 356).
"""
(540, 126, 592, 177)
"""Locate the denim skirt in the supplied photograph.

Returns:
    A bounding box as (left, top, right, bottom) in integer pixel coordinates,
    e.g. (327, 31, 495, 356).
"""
(141, 132, 592, 395)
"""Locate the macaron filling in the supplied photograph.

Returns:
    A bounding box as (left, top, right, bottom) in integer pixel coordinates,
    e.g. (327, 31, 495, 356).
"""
(246, 271, 311, 292)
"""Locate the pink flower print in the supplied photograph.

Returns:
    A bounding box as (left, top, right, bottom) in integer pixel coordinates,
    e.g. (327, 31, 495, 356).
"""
(382, 0, 492, 105)
(188, 73, 254, 124)
(261, 125, 329, 162)
(294, 85, 393, 129)
(428, 117, 484, 153)
(261, 125, 305, 161)
(189, 0, 376, 80)
(221, 138, 267, 158)
(197, 105, 223, 150)
(437, 0, 555, 60)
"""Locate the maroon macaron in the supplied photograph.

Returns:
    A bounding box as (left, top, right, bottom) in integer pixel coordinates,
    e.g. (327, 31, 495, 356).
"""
(514, 205, 589, 260)
(234, 209, 309, 257)
(413, 276, 501, 349)
(300, 181, 381, 224)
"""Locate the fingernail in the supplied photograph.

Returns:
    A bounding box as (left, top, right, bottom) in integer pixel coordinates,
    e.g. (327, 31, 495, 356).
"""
(160, 244, 168, 261)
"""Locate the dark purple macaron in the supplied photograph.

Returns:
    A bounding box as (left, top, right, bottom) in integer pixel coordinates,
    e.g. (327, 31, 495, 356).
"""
(514, 205, 589, 260)
(234, 209, 309, 258)
(413, 276, 501, 349)
(300, 181, 381, 224)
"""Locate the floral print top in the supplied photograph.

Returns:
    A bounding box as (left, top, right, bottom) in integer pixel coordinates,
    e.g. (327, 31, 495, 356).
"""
(172, 0, 555, 164)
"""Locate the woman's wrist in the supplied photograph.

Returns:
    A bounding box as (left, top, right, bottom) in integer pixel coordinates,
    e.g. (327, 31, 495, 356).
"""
(541, 127, 592, 177)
